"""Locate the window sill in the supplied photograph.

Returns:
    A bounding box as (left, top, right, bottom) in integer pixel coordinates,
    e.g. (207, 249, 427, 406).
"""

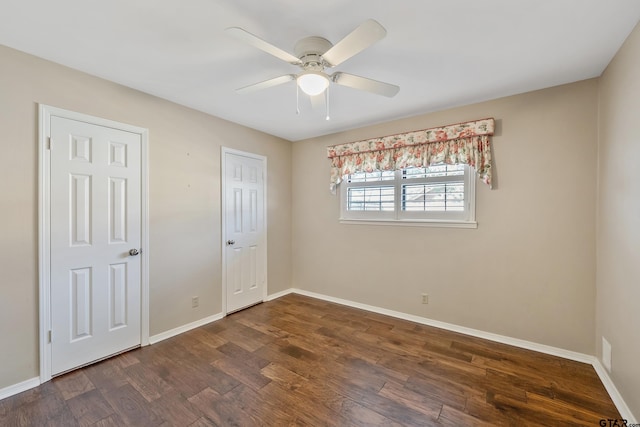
(339, 218, 478, 229)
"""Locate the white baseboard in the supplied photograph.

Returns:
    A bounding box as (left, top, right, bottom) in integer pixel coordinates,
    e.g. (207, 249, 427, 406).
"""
(265, 288, 293, 301)
(592, 359, 637, 423)
(285, 288, 636, 421)
(149, 312, 224, 344)
(0, 377, 40, 401)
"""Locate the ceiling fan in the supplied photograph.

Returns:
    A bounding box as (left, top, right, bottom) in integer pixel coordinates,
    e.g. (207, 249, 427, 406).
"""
(226, 19, 400, 103)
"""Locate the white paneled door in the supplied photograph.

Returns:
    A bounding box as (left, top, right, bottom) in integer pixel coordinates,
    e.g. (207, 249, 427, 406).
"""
(49, 116, 142, 376)
(223, 150, 266, 313)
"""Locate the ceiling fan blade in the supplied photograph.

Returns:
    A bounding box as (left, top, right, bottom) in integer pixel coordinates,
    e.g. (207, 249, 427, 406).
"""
(226, 27, 301, 65)
(236, 74, 296, 94)
(322, 19, 387, 67)
(332, 72, 399, 97)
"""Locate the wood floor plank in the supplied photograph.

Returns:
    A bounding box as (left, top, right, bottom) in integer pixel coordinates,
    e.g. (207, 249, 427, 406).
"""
(252, 342, 320, 381)
(184, 326, 228, 348)
(223, 383, 297, 425)
(313, 325, 391, 365)
(294, 381, 350, 420)
(465, 392, 524, 426)
(526, 392, 618, 425)
(319, 312, 371, 332)
(44, 405, 81, 427)
(207, 321, 272, 353)
(188, 387, 258, 426)
(383, 356, 485, 405)
(258, 381, 348, 426)
(403, 373, 469, 411)
(336, 354, 410, 383)
(233, 316, 291, 339)
(260, 362, 307, 391)
(53, 370, 95, 401)
(1, 294, 622, 426)
(378, 380, 443, 418)
(123, 362, 173, 402)
(82, 359, 129, 392)
(216, 342, 271, 371)
(149, 391, 202, 426)
(65, 389, 115, 427)
(272, 332, 329, 361)
(187, 416, 218, 427)
(142, 352, 213, 399)
(2, 382, 69, 426)
(92, 413, 126, 427)
(438, 404, 496, 427)
(323, 375, 435, 426)
(336, 398, 404, 427)
(202, 364, 243, 395)
(114, 351, 140, 369)
(101, 383, 165, 426)
(181, 340, 226, 365)
(210, 356, 271, 391)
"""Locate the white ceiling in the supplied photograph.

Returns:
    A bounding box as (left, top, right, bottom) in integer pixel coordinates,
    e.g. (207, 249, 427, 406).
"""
(1, 1, 639, 141)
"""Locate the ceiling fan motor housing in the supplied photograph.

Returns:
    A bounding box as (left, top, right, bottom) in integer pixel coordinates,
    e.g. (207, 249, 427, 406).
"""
(294, 36, 333, 70)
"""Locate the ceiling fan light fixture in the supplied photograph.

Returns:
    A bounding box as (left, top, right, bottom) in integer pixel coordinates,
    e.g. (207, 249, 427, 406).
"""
(297, 71, 330, 96)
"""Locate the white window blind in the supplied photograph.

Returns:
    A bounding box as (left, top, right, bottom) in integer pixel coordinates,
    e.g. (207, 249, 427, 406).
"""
(341, 165, 476, 226)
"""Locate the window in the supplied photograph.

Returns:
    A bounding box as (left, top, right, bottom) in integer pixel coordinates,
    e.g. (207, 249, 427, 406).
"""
(340, 164, 476, 227)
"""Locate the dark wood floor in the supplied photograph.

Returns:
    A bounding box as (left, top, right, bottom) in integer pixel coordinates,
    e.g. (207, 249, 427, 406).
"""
(0, 294, 620, 426)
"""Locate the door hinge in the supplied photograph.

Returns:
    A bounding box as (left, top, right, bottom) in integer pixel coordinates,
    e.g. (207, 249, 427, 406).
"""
(47, 137, 51, 150)
(48, 330, 52, 343)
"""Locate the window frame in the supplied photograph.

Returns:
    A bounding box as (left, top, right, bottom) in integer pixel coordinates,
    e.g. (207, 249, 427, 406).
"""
(339, 165, 477, 228)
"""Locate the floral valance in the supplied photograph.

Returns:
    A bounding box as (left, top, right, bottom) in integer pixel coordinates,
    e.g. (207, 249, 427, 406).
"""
(327, 118, 495, 192)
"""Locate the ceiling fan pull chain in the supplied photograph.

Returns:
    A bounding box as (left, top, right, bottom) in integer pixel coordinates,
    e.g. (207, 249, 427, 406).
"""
(325, 86, 330, 121)
(296, 84, 300, 115)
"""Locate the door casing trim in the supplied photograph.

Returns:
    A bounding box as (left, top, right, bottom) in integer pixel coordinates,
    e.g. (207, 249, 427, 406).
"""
(220, 147, 268, 315)
(38, 104, 150, 383)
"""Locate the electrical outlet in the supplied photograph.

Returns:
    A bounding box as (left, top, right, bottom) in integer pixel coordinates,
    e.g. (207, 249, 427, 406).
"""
(602, 337, 612, 371)
(421, 293, 429, 304)
(192, 296, 199, 308)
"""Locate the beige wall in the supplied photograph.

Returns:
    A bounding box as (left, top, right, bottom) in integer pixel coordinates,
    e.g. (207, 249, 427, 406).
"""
(0, 45, 292, 389)
(597, 22, 640, 418)
(292, 80, 598, 354)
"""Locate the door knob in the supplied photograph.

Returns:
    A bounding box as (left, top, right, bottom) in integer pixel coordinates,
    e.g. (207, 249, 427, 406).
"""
(129, 248, 140, 256)
(226, 240, 235, 246)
